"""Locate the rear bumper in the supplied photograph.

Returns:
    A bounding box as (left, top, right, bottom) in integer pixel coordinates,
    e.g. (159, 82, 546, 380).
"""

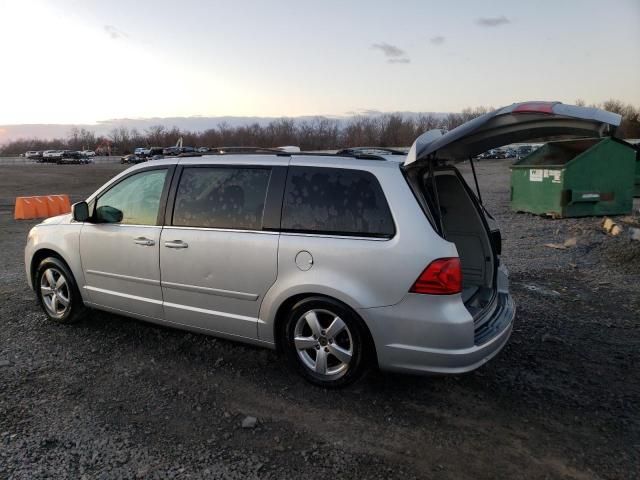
(360, 291, 515, 375)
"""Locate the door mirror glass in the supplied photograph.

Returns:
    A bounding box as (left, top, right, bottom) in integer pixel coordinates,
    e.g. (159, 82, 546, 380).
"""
(72, 201, 90, 222)
(96, 205, 124, 223)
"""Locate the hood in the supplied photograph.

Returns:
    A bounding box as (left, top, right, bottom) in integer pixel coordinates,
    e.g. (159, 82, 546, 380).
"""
(38, 213, 73, 225)
(404, 101, 622, 166)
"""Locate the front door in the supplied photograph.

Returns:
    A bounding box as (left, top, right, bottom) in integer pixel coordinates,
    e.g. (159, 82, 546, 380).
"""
(160, 165, 279, 339)
(80, 167, 171, 319)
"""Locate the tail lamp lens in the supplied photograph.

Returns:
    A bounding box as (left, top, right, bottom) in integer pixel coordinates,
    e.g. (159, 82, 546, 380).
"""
(410, 257, 462, 295)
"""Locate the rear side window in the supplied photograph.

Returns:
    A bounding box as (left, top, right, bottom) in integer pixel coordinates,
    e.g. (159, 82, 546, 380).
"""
(281, 166, 395, 237)
(172, 167, 271, 230)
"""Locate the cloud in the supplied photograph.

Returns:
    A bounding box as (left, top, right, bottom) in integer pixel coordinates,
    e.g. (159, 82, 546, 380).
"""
(104, 25, 128, 40)
(371, 42, 410, 64)
(476, 16, 510, 27)
(430, 36, 445, 46)
(371, 42, 406, 58)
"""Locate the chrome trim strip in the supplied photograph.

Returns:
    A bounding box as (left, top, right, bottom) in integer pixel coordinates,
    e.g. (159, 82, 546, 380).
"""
(83, 286, 163, 304)
(161, 281, 258, 301)
(163, 226, 278, 235)
(163, 301, 258, 323)
(85, 269, 160, 286)
(83, 223, 161, 229)
(280, 232, 390, 241)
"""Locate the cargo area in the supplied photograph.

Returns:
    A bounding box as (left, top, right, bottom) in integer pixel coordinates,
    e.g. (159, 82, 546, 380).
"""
(405, 166, 497, 315)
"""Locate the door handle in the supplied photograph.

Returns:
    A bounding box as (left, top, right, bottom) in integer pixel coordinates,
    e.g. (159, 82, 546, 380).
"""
(164, 240, 188, 249)
(134, 237, 155, 246)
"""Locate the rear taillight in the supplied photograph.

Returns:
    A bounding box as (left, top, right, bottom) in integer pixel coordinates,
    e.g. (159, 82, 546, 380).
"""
(410, 258, 462, 295)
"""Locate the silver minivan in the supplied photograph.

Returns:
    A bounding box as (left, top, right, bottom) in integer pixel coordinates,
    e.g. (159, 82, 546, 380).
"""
(25, 102, 620, 387)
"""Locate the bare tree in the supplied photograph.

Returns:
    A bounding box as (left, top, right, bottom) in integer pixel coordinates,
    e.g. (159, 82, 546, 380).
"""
(3, 100, 639, 156)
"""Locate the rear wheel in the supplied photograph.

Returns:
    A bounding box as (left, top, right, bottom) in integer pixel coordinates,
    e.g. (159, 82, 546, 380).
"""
(35, 257, 87, 324)
(282, 297, 368, 388)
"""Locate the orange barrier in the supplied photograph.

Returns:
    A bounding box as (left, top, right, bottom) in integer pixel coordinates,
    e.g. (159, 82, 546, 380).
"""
(14, 195, 72, 220)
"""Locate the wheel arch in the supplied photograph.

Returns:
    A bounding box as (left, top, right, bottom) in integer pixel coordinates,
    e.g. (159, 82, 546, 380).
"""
(272, 292, 378, 368)
(30, 249, 80, 296)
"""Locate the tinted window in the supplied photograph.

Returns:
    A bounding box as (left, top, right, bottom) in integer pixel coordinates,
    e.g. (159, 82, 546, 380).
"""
(173, 167, 271, 230)
(281, 166, 395, 237)
(95, 169, 167, 225)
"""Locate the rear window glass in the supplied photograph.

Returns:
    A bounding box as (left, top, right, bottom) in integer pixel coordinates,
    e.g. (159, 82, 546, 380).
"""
(281, 166, 395, 237)
(173, 167, 271, 230)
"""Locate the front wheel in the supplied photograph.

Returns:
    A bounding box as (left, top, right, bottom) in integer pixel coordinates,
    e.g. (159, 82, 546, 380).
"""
(35, 257, 87, 324)
(283, 297, 369, 388)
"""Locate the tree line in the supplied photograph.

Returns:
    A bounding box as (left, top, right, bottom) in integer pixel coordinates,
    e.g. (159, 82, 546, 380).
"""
(2, 100, 639, 156)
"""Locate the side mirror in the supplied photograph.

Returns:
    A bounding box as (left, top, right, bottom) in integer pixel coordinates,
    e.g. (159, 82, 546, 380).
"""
(72, 201, 90, 222)
(95, 205, 123, 223)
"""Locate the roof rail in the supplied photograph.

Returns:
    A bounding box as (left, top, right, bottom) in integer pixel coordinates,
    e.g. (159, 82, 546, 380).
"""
(335, 147, 407, 156)
(198, 146, 390, 161)
(209, 146, 286, 154)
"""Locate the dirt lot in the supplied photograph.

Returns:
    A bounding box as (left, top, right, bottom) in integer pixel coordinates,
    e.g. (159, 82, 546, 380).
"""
(0, 160, 638, 479)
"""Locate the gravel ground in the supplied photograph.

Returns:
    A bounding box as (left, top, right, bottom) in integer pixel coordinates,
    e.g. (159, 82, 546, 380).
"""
(0, 160, 638, 479)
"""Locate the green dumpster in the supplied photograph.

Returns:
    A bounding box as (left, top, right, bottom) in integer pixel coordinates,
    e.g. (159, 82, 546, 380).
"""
(510, 137, 636, 217)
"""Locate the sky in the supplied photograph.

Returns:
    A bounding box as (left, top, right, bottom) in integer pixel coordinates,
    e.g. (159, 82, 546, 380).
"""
(0, 0, 638, 126)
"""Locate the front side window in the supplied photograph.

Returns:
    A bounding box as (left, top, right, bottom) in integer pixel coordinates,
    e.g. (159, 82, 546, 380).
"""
(172, 167, 271, 230)
(281, 166, 395, 237)
(95, 169, 167, 225)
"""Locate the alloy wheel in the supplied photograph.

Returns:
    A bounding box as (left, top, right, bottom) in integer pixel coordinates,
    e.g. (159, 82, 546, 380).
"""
(293, 308, 354, 379)
(40, 267, 71, 319)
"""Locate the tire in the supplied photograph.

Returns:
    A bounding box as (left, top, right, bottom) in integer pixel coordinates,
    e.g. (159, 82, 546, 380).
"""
(35, 257, 87, 324)
(282, 297, 369, 388)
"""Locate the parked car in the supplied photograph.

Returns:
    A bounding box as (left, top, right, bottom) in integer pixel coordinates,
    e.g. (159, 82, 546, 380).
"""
(120, 154, 143, 164)
(146, 147, 164, 157)
(25, 151, 43, 160)
(57, 151, 93, 164)
(134, 147, 147, 156)
(163, 146, 196, 156)
(197, 147, 210, 153)
(486, 149, 509, 159)
(81, 150, 96, 158)
(24, 101, 620, 387)
(47, 150, 64, 161)
(516, 145, 533, 159)
(162, 146, 180, 156)
(42, 150, 62, 162)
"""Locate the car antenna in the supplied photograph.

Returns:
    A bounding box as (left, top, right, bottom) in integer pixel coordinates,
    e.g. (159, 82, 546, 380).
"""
(469, 156, 483, 205)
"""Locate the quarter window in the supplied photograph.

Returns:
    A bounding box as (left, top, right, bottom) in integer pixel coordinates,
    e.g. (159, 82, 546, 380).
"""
(281, 166, 395, 237)
(95, 169, 167, 225)
(172, 167, 271, 230)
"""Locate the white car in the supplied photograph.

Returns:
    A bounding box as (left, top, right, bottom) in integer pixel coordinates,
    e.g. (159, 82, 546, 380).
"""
(42, 150, 63, 161)
(134, 147, 147, 156)
(23, 101, 620, 387)
(81, 150, 96, 157)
